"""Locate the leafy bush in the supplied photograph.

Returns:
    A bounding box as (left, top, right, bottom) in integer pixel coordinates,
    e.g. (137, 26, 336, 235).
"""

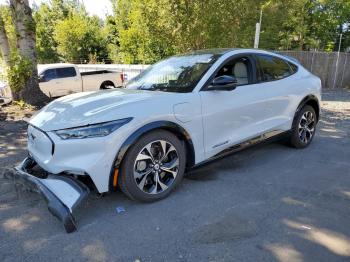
(7, 52, 33, 93)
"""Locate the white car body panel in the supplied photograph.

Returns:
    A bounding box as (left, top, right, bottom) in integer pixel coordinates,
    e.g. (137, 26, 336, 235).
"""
(29, 89, 204, 192)
(42, 178, 81, 212)
(195, 49, 321, 158)
(27, 49, 321, 193)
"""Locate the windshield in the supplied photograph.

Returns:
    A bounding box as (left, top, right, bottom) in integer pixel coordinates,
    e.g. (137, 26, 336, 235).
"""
(125, 54, 220, 92)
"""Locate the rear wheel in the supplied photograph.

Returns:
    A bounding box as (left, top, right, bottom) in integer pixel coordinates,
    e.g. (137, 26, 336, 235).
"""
(118, 130, 186, 202)
(289, 105, 317, 148)
(100, 81, 115, 89)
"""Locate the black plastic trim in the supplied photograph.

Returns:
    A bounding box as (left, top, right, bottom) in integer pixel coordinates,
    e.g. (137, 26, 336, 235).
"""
(189, 130, 289, 170)
(80, 70, 117, 76)
(296, 95, 320, 121)
(109, 121, 195, 190)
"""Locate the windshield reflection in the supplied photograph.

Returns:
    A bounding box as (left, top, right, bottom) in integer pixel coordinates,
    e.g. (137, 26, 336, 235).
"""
(126, 54, 219, 93)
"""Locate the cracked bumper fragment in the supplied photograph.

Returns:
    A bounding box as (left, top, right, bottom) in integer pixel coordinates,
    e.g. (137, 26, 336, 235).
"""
(7, 157, 89, 233)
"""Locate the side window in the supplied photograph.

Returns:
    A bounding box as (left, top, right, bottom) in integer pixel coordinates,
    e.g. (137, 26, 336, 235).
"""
(288, 62, 298, 74)
(256, 55, 292, 82)
(56, 67, 77, 78)
(43, 69, 57, 82)
(215, 57, 252, 86)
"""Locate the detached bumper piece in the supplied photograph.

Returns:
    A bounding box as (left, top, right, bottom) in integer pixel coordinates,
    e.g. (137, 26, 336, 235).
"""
(9, 157, 89, 233)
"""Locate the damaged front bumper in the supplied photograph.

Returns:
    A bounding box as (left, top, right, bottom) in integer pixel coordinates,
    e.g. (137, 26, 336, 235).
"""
(7, 157, 89, 233)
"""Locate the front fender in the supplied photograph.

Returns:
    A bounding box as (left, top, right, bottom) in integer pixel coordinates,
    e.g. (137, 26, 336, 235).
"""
(108, 121, 195, 190)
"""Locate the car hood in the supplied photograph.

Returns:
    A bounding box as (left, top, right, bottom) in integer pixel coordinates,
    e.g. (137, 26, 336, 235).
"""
(29, 88, 168, 131)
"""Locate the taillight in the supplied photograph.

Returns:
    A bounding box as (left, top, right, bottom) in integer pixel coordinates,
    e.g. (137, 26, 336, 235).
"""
(120, 73, 128, 83)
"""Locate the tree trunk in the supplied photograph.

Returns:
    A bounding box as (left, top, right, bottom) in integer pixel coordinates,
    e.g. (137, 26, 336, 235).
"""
(9, 0, 48, 106)
(0, 18, 11, 66)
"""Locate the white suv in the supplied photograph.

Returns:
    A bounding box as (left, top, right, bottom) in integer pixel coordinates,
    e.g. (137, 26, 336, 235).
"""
(14, 49, 321, 232)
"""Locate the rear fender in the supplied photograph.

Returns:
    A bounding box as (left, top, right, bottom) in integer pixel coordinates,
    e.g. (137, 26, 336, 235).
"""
(295, 95, 320, 121)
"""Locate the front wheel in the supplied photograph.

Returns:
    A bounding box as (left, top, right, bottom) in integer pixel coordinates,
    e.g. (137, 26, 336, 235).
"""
(118, 130, 186, 202)
(289, 105, 317, 148)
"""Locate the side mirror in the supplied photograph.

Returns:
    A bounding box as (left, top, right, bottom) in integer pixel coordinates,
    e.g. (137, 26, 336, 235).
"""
(38, 75, 45, 83)
(207, 75, 237, 91)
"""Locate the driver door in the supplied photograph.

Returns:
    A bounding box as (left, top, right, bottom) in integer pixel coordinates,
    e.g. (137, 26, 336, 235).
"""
(200, 54, 272, 159)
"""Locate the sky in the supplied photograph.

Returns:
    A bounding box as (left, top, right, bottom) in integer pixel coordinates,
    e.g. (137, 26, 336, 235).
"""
(0, 0, 113, 18)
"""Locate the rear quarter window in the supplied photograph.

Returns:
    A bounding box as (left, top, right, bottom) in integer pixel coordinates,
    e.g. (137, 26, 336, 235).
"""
(288, 62, 298, 74)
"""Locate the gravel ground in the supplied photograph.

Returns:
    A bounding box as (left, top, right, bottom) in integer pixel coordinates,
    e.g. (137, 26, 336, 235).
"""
(0, 89, 350, 262)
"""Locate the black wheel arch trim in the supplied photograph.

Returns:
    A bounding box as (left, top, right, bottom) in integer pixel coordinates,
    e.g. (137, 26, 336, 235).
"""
(100, 80, 116, 89)
(109, 121, 195, 190)
(295, 95, 320, 121)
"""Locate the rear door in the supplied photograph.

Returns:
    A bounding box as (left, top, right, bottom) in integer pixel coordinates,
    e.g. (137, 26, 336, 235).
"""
(253, 54, 297, 131)
(56, 67, 81, 95)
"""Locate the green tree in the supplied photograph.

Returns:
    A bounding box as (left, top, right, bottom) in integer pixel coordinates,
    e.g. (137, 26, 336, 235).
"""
(112, 0, 350, 60)
(259, 0, 350, 51)
(0, 0, 48, 106)
(54, 13, 109, 63)
(113, 0, 175, 64)
(311, 0, 350, 51)
(34, 3, 60, 62)
(34, 0, 90, 63)
(112, 0, 260, 64)
(104, 15, 120, 63)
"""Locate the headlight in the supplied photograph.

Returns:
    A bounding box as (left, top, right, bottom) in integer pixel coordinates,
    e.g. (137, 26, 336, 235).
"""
(55, 118, 132, 140)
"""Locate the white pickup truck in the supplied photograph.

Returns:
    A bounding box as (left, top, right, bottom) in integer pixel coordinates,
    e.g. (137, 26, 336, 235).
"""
(38, 64, 123, 98)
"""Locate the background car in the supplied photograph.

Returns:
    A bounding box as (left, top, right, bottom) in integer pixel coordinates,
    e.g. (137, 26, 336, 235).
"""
(0, 81, 12, 105)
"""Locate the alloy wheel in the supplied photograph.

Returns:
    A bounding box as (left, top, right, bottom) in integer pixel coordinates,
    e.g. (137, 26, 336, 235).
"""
(133, 140, 179, 194)
(298, 111, 315, 144)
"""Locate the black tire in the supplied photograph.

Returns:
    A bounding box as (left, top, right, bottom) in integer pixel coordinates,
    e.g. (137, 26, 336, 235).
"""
(118, 130, 186, 202)
(289, 105, 317, 148)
